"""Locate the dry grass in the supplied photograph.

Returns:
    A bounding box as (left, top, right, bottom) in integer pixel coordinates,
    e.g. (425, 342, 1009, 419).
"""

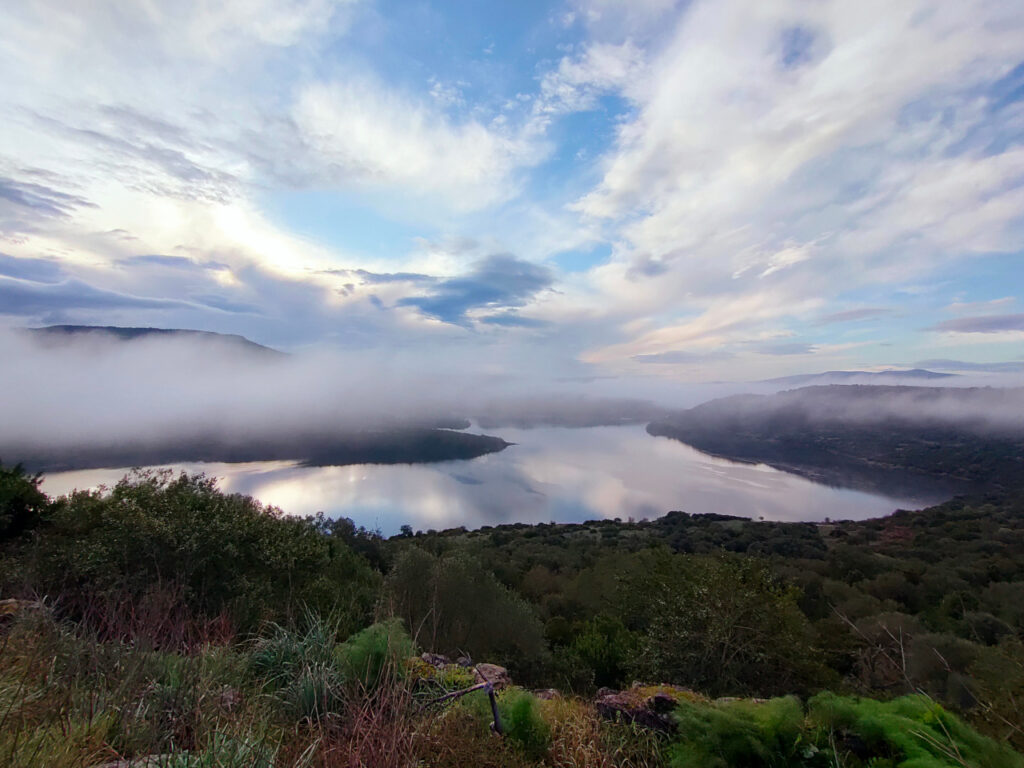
(543, 697, 669, 768)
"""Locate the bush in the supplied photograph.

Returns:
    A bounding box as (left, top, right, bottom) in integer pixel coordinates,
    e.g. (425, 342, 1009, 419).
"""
(0, 461, 48, 543)
(248, 614, 346, 721)
(670, 696, 807, 768)
(9, 470, 380, 635)
(808, 692, 1024, 768)
(499, 688, 551, 760)
(671, 693, 1024, 767)
(624, 554, 825, 696)
(383, 549, 547, 679)
(335, 618, 415, 689)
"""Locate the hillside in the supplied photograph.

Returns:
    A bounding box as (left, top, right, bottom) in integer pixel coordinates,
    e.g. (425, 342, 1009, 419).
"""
(647, 385, 1024, 497)
(1, 465, 1022, 764)
(9, 426, 507, 473)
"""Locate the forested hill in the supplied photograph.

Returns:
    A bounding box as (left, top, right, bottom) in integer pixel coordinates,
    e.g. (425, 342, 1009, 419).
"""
(9, 426, 507, 473)
(27, 324, 284, 356)
(647, 384, 1024, 497)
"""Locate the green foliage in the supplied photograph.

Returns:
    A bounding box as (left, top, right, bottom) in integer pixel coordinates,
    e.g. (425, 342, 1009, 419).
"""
(671, 694, 1024, 768)
(808, 692, 1024, 768)
(499, 688, 551, 759)
(567, 613, 638, 690)
(462, 687, 551, 760)
(8, 470, 379, 633)
(625, 554, 825, 696)
(247, 614, 346, 721)
(671, 696, 809, 768)
(383, 548, 547, 678)
(0, 461, 48, 543)
(335, 617, 415, 688)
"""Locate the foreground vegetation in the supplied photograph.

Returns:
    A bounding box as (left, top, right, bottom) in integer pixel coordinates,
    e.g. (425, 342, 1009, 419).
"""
(2, 462, 1023, 765)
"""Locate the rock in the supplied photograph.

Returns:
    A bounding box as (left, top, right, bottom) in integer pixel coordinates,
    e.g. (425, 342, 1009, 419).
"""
(595, 684, 697, 732)
(455, 655, 473, 667)
(474, 663, 511, 689)
(421, 652, 451, 667)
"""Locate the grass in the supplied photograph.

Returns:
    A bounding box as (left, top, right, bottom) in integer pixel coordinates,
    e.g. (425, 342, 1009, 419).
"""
(0, 607, 1019, 767)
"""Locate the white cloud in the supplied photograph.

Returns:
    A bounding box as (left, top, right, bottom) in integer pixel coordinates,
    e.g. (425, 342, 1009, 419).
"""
(294, 79, 542, 209)
(536, 41, 646, 117)
(569, 0, 1024, 365)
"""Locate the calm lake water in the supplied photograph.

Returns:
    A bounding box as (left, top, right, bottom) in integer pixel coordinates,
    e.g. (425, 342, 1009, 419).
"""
(40, 425, 942, 535)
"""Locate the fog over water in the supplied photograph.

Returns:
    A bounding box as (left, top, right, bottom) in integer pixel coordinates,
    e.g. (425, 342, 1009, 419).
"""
(40, 425, 940, 536)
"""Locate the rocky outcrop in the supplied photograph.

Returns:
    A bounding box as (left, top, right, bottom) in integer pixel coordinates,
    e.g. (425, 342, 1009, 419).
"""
(473, 663, 511, 689)
(594, 683, 698, 732)
(421, 652, 451, 667)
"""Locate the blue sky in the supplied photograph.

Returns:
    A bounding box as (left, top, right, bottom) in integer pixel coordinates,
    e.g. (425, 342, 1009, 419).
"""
(1, 0, 1023, 382)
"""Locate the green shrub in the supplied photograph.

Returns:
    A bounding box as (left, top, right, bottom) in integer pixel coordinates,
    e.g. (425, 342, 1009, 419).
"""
(463, 687, 551, 760)
(671, 693, 1024, 768)
(671, 696, 809, 768)
(808, 692, 1024, 768)
(248, 616, 338, 689)
(10, 470, 380, 634)
(499, 688, 551, 760)
(335, 617, 415, 689)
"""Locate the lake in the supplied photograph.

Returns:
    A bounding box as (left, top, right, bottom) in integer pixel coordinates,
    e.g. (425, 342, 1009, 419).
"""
(39, 425, 944, 535)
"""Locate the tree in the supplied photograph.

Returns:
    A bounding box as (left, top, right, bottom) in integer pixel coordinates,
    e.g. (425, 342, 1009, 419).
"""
(0, 462, 48, 543)
(622, 553, 825, 696)
(383, 548, 547, 677)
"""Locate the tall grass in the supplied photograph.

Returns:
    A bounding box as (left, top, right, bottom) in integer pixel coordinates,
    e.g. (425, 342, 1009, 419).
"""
(2, 604, 1017, 768)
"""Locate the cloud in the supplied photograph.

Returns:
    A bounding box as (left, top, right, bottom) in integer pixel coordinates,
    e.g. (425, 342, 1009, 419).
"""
(944, 297, 1015, 314)
(293, 79, 541, 209)
(571, 0, 1024, 364)
(927, 313, 1024, 333)
(322, 269, 436, 285)
(0, 177, 96, 234)
(0, 276, 194, 317)
(754, 341, 817, 356)
(0, 254, 65, 284)
(116, 255, 210, 270)
(814, 308, 891, 325)
(632, 349, 733, 364)
(536, 41, 645, 117)
(478, 313, 549, 328)
(397, 254, 553, 325)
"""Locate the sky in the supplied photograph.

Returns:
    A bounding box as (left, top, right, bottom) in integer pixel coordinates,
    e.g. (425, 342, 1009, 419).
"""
(2, 0, 1024, 384)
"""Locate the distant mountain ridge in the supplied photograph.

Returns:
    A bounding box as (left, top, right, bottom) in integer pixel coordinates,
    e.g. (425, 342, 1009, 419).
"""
(27, 325, 284, 356)
(760, 368, 955, 386)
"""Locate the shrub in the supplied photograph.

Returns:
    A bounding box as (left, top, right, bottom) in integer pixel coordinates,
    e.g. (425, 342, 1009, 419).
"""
(499, 688, 551, 760)
(11, 470, 380, 634)
(670, 696, 807, 768)
(809, 692, 1024, 768)
(335, 618, 415, 689)
(460, 687, 552, 761)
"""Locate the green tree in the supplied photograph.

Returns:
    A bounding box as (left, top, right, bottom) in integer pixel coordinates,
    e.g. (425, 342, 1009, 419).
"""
(624, 554, 825, 696)
(383, 548, 547, 677)
(0, 462, 48, 543)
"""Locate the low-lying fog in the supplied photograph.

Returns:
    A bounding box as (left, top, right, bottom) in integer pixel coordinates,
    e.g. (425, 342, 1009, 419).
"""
(3, 328, 1022, 454)
(5, 327, 1022, 533)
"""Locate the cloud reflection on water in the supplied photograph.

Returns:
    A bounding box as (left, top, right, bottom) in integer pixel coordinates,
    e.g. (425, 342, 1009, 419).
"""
(40, 426, 936, 535)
